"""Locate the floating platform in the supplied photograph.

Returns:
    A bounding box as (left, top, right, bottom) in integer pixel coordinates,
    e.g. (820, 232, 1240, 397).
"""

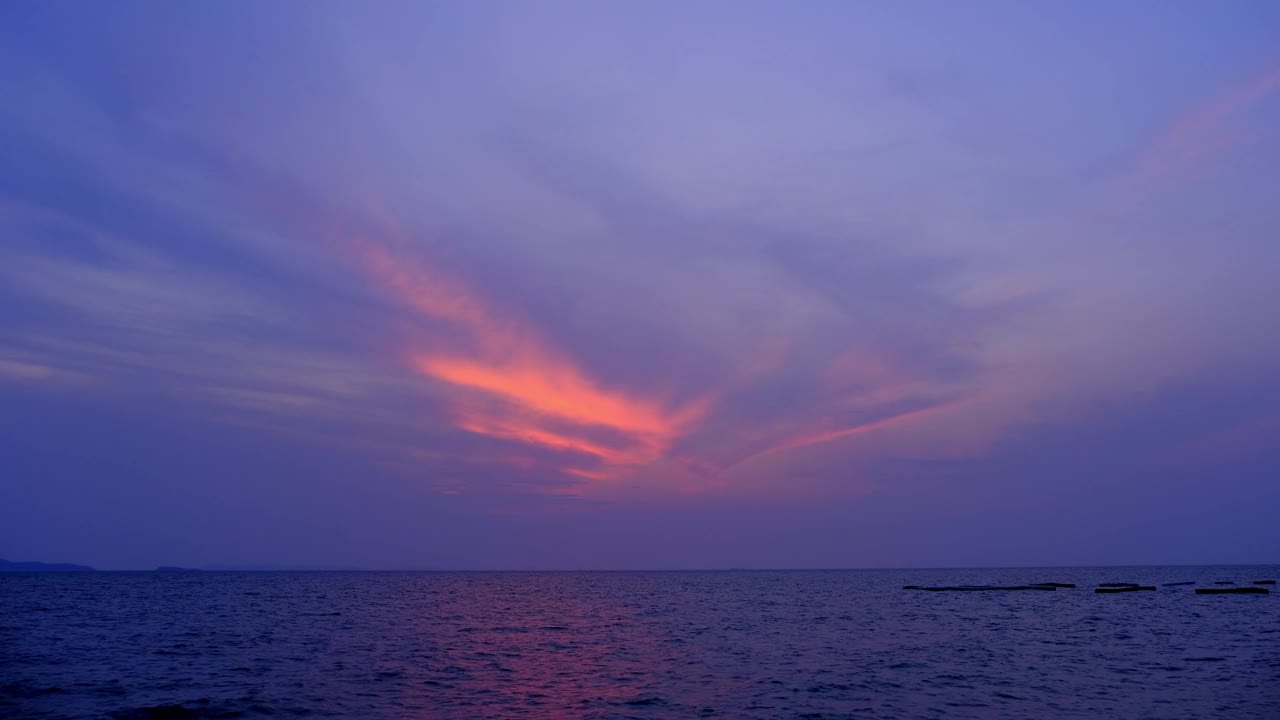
(1254, 580, 1276, 585)
(1095, 586, 1156, 593)
(1196, 587, 1269, 595)
(1031, 582, 1076, 588)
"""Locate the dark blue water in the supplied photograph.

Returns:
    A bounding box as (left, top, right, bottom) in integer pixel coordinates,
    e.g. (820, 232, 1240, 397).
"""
(3, 567, 1278, 719)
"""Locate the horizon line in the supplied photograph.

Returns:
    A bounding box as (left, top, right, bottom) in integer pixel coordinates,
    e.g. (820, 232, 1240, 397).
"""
(7, 561, 1276, 573)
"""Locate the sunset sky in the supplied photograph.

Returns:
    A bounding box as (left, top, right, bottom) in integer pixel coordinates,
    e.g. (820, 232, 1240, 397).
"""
(3, 1, 1278, 569)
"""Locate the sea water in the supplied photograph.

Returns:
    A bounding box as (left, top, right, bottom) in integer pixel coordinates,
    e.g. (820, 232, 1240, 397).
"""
(3, 566, 1278, 719)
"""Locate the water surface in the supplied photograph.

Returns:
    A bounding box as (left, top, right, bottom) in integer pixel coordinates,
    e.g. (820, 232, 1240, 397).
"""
(3, 567, 1278, 719)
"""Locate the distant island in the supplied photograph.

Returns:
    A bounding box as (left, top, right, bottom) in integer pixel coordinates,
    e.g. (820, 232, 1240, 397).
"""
(0, 558, 95, 572)
(0, 559, 382, 572)
(199, 563, 371, 571)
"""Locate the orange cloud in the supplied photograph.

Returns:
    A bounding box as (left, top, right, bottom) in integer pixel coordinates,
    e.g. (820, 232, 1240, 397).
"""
(418, 356, 681, 436)
(361, 242, 510, 349)
(453, 407, 653, 466)
(353, 233, 708, 486)
(349, 224, 966, 497)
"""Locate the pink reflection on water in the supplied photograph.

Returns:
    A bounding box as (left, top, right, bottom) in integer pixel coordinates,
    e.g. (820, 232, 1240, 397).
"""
(394, 573, 704, 717)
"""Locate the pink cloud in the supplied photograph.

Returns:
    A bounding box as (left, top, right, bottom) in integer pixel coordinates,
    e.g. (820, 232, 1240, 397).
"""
(1123, 57, 1280, 196)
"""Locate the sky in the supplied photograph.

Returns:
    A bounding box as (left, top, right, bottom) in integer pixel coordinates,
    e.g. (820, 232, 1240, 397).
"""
(2, 1, 1279, 570)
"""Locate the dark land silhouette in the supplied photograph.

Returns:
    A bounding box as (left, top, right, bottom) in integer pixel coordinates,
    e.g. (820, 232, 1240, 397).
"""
(0, 558, 95, 572)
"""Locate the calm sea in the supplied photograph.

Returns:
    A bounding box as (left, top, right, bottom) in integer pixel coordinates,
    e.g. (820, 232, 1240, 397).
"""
(2, 567, 1278, 719)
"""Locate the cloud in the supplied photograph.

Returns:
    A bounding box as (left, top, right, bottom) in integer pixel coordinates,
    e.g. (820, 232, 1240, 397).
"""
(354, 231, 713, 485)
(727, 401, 959, 472)
(1122, 56, 1280, 197)
(3, 0, 1279, 558)
(0, 355, 90, 386)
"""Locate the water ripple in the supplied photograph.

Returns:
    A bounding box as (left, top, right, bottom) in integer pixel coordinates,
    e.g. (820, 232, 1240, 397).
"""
(2, 566, 1277, 719)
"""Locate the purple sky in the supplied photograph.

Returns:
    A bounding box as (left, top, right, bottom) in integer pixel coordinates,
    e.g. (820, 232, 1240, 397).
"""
(2, 2, 1279, 570)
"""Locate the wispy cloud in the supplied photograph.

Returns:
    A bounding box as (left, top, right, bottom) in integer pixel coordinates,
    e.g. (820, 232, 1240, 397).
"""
(0, 354, 90, 386)
(1122, 56, 1280, 197)
(355, 232, 712, 486)
(727, 401, 959, 472)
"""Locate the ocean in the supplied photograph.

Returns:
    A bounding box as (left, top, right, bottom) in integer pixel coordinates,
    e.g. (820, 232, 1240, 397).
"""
(2, 566, 1277, 719)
